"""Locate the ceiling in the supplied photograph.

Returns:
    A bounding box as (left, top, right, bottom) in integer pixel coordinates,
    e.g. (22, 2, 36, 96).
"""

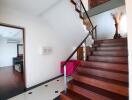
(0, 26, 23, 40)
(0, 0, 62, 16)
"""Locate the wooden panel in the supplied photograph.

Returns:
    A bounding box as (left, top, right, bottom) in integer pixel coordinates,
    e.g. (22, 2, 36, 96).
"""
(89, 0, 110, 9)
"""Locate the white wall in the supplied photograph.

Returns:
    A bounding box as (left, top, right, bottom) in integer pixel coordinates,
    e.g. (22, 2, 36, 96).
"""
(82, 0, 89, 11)
(41, 0, 86, 46)
(125, 0, 132, 99)
(91, 5, 127, 40)
(0, 37, 17, 67)
(0, 0, 86, 88)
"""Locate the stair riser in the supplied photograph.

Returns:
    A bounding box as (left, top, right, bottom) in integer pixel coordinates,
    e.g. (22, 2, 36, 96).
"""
(96, 47, 127, 51)
(60, 89, 90, 100)
(80, 62, 128, 73)
(93, 51, 128, 57)
(95, 39, 127, 44)
(94, 43, 127, 47)
(89, 56, 128, 64)
(68, 83, 111, 100)
(73, 74, 128, 96)
(77, 67, 128, 82)
(60, 94, 72, 100)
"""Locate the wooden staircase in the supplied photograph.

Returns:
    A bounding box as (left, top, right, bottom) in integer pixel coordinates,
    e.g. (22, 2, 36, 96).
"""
(60, 38, 128, 100)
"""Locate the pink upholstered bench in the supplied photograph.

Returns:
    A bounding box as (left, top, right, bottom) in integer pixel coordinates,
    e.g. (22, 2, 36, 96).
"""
(60, 60, 80, 76)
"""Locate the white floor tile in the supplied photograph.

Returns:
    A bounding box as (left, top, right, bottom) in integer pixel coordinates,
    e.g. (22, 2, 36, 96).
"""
(8, 76, 71, 100)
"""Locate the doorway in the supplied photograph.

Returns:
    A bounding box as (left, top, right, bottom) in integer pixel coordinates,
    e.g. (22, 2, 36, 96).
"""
(0, 23, 25, 100)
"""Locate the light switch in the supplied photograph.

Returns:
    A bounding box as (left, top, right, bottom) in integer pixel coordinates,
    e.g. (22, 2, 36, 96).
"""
(39, 46, 52, 55)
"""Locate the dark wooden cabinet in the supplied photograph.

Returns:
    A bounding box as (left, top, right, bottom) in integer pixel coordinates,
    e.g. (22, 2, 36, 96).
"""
(77, 47, 92, 60)
(77, 47, 84, 60)
(13, 56, 23, 73)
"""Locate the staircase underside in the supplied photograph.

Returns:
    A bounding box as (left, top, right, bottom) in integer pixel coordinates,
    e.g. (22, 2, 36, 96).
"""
(60, 38, 128, 100)
(87, 0, 125, 17)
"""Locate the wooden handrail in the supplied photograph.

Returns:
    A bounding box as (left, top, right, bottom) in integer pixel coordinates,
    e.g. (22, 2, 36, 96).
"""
(63, 0, 97, 94)
(62, 26, 96, 67)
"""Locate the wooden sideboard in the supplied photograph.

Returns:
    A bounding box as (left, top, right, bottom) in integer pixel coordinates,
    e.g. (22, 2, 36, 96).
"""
(13, 56, 23, 73)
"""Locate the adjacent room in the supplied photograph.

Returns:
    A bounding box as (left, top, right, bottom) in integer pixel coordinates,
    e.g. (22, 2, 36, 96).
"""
(0, 25, 25, 100)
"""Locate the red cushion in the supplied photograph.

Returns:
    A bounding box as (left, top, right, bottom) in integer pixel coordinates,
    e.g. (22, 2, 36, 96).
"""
(60, 60, 80, 76)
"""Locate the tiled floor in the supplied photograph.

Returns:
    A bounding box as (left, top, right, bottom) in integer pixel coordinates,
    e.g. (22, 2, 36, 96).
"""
(8, 76, 72, 100)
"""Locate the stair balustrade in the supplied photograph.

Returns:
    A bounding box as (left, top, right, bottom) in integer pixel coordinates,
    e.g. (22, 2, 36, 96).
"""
(62, 0, 97, 93)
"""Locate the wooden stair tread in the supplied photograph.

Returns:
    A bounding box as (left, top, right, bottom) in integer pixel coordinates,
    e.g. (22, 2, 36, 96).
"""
(80, 61, 128, 73)
(72, 73, 128, 96)
(60, 89, 89, 100)
(74, 72, 128, 86)
(68, 80, 128, 100)
(76, 67, 128, 82)
(68, 80, 112, 100)
(89, 56, 128, 64)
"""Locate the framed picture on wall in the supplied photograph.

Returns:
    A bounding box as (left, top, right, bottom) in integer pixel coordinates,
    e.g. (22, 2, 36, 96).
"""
(89, 0, 110, 9)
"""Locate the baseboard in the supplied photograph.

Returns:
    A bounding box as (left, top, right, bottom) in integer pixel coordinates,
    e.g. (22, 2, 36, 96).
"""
(26, 74, 63, 91)
(53, 95, 60, 100)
